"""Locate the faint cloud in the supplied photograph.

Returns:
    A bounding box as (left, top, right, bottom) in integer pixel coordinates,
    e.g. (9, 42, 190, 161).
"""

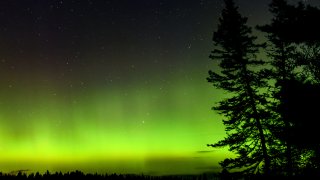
(194, 166, 222, 174)
(195, 150, 215, 154)
(146, 171, 159, 176)
(192, 157, 202, 159)
(195, 166, 221, 170)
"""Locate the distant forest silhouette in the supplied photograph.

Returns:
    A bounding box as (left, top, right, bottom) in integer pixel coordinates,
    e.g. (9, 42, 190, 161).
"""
(207, 0, 320, 178)
(0, 170, 216, 180)
(0, 170, 318, 180)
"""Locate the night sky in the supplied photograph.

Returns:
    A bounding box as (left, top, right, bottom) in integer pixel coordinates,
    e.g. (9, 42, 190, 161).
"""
(0, 0, 319, 176)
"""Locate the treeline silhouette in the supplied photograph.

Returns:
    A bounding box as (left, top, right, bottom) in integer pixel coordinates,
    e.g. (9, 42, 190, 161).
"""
(0, 170, 217, 180)
(207, 0, 320, 178)
(0, 170, 318, 180)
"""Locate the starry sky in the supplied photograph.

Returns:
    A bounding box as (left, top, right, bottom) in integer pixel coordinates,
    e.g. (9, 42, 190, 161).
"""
(0, 0, 319, 176)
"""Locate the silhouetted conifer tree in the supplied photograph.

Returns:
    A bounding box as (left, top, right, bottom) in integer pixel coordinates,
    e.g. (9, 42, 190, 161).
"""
(257, 0, 299, 175)
(207, 0, 271, 174)
(259, 0, 320, 175)
(287, 3, 320, 174)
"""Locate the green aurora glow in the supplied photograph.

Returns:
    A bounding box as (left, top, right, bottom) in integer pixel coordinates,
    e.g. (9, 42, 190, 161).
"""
(0, 67, 229, 175)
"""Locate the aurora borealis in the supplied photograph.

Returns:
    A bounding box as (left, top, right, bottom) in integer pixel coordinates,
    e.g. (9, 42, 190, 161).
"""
(1, 0, 319, 176)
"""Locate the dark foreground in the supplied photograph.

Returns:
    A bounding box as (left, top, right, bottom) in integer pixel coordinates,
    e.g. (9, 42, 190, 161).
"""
(1, 170, 320, 180)
(0, 170, 218, 180)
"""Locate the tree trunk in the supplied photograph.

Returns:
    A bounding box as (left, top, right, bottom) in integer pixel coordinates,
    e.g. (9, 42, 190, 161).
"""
(280, 43, 293, 176)
(248, 86, 270, 175)
(242, 66, 270, 174)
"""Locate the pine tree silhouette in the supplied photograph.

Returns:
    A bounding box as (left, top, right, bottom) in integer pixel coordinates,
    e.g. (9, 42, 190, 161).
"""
(257, 0, 298, 175)
(207, 0, 272, 174)
(258, 0, 320, 175)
